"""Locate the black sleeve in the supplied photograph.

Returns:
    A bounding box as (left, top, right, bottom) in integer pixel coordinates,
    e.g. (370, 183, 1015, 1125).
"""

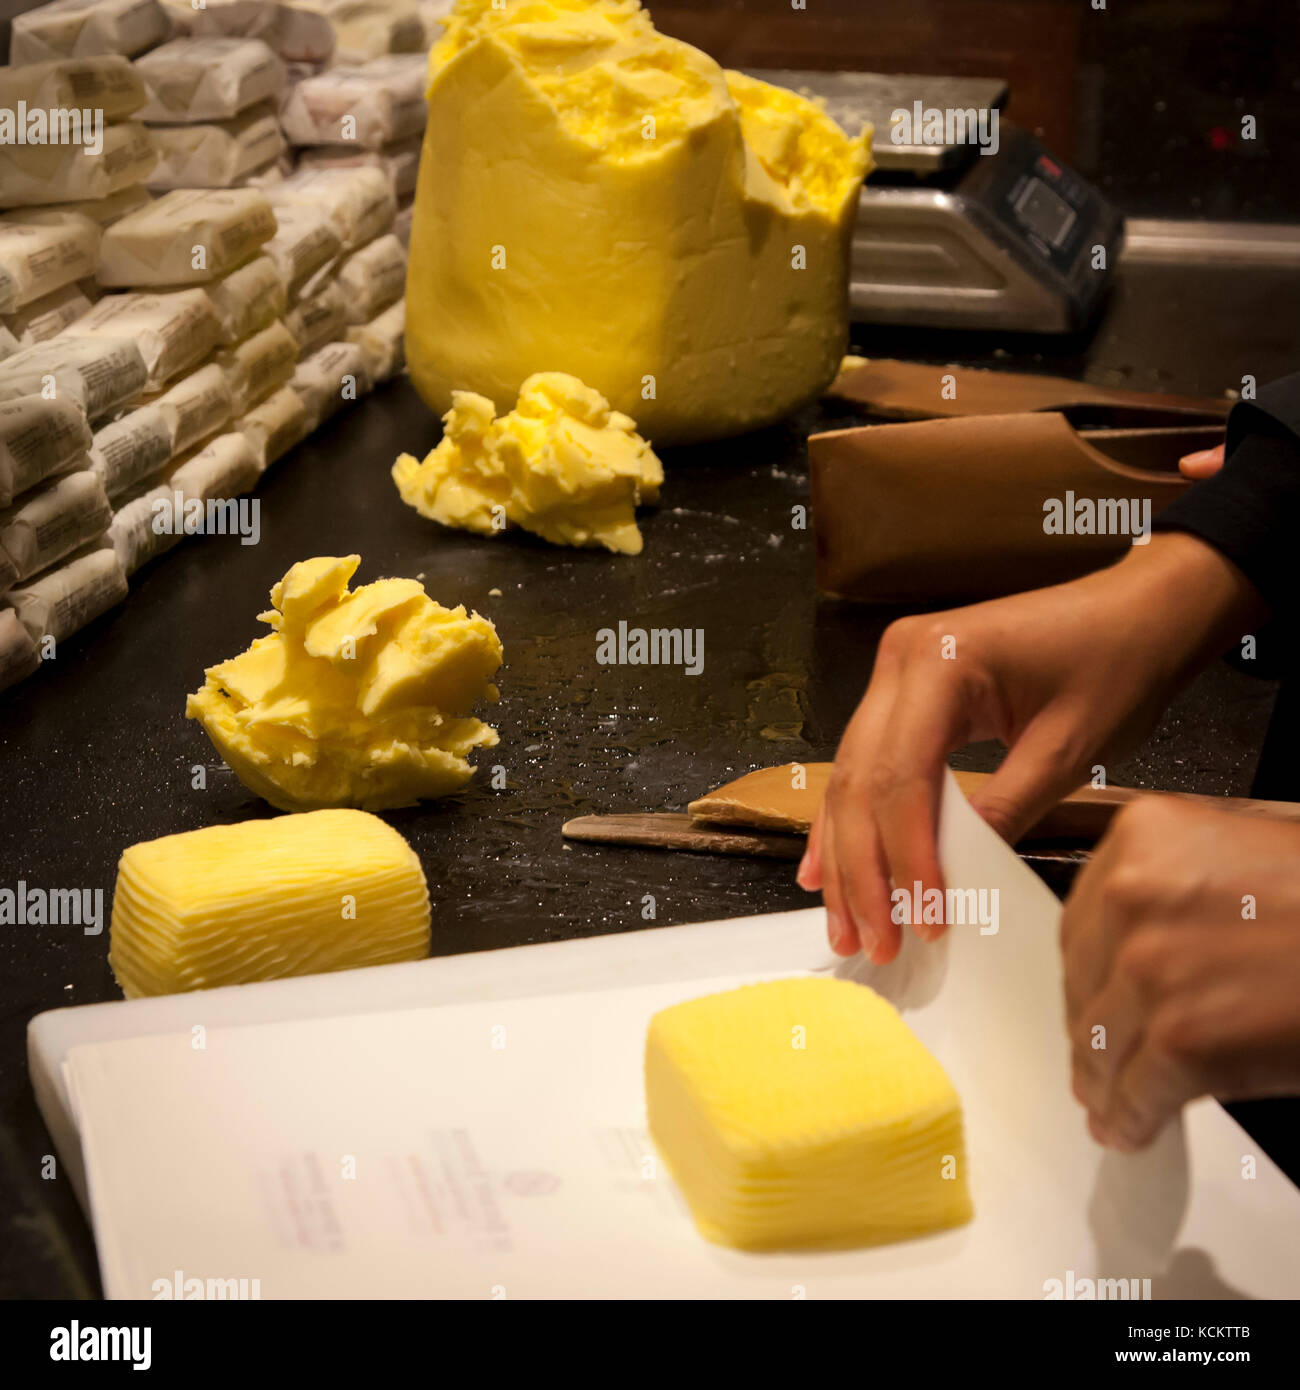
(1153, 373, 1300, 620)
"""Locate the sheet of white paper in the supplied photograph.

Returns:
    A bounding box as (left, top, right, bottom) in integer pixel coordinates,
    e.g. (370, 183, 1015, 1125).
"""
(64, 771, 1300, 1298)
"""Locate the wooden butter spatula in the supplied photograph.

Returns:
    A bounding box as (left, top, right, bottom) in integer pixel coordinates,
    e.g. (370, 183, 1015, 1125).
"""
(562, 763, 1300, 859)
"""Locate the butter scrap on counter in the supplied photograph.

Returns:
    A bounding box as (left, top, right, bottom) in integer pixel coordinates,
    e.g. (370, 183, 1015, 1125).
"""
(407, 0, 871, 446)
(392, 372, 662, 555)
(646, 976, 973, 1250)
(108, 809, 432, 997)
(186, 554, 503, 811)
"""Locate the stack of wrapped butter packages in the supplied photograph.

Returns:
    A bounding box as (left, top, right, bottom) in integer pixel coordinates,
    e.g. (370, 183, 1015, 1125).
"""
(0, 0, 428, 696)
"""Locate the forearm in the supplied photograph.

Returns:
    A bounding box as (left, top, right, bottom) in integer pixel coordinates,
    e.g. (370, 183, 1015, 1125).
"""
(1098, 530, 1268, 690)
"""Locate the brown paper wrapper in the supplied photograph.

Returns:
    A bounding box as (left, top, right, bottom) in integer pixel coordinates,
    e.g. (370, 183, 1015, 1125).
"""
(810, 411, 1203, 603)
(828, 357, 1231, 423)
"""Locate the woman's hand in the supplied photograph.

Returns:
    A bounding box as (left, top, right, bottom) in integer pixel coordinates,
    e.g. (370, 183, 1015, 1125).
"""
(799, 533, 1265, 962)
(1063, 797, 1300, 1150)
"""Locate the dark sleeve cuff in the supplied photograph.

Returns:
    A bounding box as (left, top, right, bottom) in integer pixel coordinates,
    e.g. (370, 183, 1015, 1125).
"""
(1154, 418, 1300, 617)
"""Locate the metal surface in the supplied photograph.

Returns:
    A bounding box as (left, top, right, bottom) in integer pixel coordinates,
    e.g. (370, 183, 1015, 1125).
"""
(853, 124, 1124, 332)
(1121, 218, 1300, 267)
(0, 251, 1292, 1293)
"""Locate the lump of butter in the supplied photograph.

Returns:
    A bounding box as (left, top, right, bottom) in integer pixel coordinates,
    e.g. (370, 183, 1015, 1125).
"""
(108, 808, 432, 997)
(393, 372, 662, 555)
(646, 977, 973, 1250)
(407, 0, 870, 446)
(186, 554, 503, 811)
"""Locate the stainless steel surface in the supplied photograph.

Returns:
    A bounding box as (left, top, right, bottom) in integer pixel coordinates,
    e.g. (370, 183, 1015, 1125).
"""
(742, 69, 1007, 174)
(1121, 218, 1300, 267)
(850, 185, 1076, 331)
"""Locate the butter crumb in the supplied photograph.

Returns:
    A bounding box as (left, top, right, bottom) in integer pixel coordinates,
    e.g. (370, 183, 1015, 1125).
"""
(392, 371, 662, 555)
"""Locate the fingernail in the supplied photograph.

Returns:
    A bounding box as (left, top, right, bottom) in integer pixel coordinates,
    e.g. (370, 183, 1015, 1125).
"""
(796, 851, 812, 889)
(851, 910, 880, 961)
(1182, 448, 1219, 464)
(826, 909, 847, 952)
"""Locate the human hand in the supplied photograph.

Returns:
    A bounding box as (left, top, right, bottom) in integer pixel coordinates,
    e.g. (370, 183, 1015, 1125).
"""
(1063, 796, 1300, 1150)
(799, 534, 1265, 962)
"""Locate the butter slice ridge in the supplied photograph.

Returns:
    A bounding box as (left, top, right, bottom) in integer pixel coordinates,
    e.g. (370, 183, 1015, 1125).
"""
(108, 809, 431, 998)
(646, 976, 973, 1250)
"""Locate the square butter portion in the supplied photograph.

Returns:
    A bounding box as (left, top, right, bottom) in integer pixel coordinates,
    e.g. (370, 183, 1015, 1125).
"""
(108, 808, 431, 997)
(646, 977, 972, 1250)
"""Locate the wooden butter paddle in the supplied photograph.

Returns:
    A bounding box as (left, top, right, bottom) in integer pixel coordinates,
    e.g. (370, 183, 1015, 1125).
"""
(562, 763, 1300, 860)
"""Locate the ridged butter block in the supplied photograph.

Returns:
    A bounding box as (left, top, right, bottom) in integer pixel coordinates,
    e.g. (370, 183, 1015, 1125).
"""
(646, 977, 973, 1250)
(109, 810, 432, 998)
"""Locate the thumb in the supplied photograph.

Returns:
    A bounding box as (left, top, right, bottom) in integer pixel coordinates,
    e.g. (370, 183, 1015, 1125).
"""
(967, 716, 1090, 845)
(1179, 444, 1225, 480)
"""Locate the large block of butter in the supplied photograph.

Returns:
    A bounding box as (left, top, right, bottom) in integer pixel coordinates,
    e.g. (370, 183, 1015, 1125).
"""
(407, 0, 870, 446)
(646, 977, 973, 1250)
(187, 554, 503, 811)
(108, 809, 432, 997)
(393, 372, 662, 555)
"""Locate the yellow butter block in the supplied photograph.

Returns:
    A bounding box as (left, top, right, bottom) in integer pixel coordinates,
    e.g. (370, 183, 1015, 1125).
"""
(646, 977, 973, 1250)
(187, 555, 503, 812)
(407, 0, 870, 446)
(108, 810, 432, 998)
(392, 372, 663, 555)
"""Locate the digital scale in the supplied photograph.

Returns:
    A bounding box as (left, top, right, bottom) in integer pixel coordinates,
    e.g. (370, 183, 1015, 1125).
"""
(748, 71, 1124, 333)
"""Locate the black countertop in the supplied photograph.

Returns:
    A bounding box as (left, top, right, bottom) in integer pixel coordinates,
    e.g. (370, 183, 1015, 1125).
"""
(0, 255, 1291, 1297)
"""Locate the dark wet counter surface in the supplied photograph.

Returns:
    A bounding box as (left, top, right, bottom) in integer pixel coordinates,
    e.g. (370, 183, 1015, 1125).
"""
(1, 254, 1293, 1295)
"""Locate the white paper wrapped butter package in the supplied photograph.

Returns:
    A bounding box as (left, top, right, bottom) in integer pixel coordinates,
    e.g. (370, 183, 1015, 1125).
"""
(4, 546, 127, 648)
(269, 166, 395, 252)
(408, 0, 870, 445)
(0, 339, 147, 424)
(0, 122, 158, 210)
(312, 0, 426, 65)
(135, 37, 286, 123)
(88, 404, 174, 502)
(0, 54, 146, 123)
(0, 606, 41, 693)
(149, 362, 235, 455)
(261, 203, 342, 300)
(1, 185, 152, 232)
(0, 220, 99, 317)
(347, 295, 404, 381)
(292, 339, 373, 430)
(0, 471, 114, 586)
(203, 255, 287, 345)
(158, 0, 336, 64)
(10, 0, 170, 65)
(166, 430, 261, 500)
(278, 55, 427, 149)
(216, 318, 300, 413)
(336, 232, 405, 325)
(97, 189, 277, 287)
(145, 105, 287, 191)
(3, 282, 94, 347)
(239, 385, 308, 469)
(71, 289, 222, 388)
(0, 396, 92, 507)
(287, 280, 348, 359)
